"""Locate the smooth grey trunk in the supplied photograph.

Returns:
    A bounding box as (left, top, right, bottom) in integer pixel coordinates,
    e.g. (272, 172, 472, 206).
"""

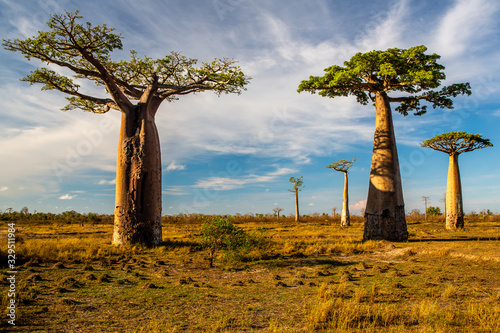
(341, 171, 350, 226)
(446, 153, 464, 229)
(363, 92, 408, 241)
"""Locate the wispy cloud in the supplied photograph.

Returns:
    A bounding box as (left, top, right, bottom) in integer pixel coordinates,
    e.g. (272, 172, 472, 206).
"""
(193, 167, 297, 191)
(98, 179, 116, 185)
(163, 186, 189, 196)
(165, 161, 186, 172)
(59, 194, 76, 200)
(357, 0, 410, 50)
(432, 0, 500, 58)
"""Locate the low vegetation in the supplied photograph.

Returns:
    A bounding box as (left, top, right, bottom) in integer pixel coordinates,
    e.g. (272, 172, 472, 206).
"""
(1, 213, 499, 332)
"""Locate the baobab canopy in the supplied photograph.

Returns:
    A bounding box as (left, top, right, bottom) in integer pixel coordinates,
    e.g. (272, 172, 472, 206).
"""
(421, 131, 493, 155)
(297, 45, 471, 116)
(326, 159, 356, 173)
(2, 11, 249, 114)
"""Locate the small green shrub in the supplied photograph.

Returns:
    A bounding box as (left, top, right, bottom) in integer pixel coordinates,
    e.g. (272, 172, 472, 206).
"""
(199, 217, 259, 267)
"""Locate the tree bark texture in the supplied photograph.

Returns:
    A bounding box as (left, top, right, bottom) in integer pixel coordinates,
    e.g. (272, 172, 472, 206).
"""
(112, 103, 162, 246)
(446, 154, 464, 229)
(341, 172, 350, 227)
(295, 189, 300, 222)
(364, 92, 408, 241)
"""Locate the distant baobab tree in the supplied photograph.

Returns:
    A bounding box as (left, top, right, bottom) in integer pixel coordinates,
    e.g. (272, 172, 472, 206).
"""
(440, 193, 446, 217)
(332, 207, 337, 217)
(3, 11, 249, 246)
(326, 159, 356, 226)
(422, 196, 430, 221)
(288, 176, 304, 222)
(421, 131, 493, 229)
(273, 207, 283, 220)
(298, 45, 471, 241)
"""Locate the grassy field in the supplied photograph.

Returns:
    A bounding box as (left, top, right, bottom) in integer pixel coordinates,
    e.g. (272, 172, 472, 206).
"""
(1, 216, 500, 332)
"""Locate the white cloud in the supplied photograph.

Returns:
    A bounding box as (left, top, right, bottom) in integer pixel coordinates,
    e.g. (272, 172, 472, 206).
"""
(0, 187, 8, 192)
(357, 0, 410, 50)
(59, 194, 76, 200)
(349, 200, 367, 212)
(163, 186, 189, 196)
(308, 203, 315, 206)
(432, 0, 500, 58)
(97, 179, 116, 185)
(165, 161, 186, 172)
(193, 167, 297, 191)
(268, 167, 296, 176)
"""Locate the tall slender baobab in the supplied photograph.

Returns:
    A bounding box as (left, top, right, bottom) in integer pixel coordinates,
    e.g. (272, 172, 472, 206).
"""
(421, 132, 492, 230)
(326, 158, 356, 226)
(422, 196, 430, 221)
(288, 176, 304, 222)
(298, 45, 471, 241)
(3, 11, 249, 246)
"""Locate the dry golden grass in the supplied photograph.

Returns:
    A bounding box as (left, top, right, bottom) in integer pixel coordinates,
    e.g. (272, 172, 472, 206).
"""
(0, 217, 499, 332)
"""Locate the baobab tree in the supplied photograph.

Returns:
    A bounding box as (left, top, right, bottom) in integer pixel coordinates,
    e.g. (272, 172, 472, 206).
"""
(326, 158, 356, 226)
(440, 193, 446, 217)
(421, 131, 493, 230)
(288, 176, 304, 222)
(3, 11, 249, 246)
(422, 196, 430, 221)
(298, 45, 471, 241)
(273, 207, 283, 220)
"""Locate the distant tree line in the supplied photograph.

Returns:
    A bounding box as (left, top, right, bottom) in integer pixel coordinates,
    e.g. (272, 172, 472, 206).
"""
(0, 209, 113, 225)
(1, 209, 496, 225)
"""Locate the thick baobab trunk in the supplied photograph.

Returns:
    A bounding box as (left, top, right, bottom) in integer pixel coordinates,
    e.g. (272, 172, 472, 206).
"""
(294, 190, 300, 222)
(364, 92, 408, 241)
(341, 172, 350, 227)
(112, 103, 162, 246)
(446, 154, 464, 229)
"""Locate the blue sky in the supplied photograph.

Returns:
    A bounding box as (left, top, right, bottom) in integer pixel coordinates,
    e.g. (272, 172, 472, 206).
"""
(0, 0, 499, 216)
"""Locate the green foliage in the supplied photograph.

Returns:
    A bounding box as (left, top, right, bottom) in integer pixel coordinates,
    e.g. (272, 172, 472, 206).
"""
(200, 217, 259, 267)
(326, 158, 356, 173)
(426, 206, 441, 217)
(298, 45, 471, 116)
(421, 131, 493, 155)
(480, 209, 493, 216)
(288, 176, 304, 192)
(3, 10, 250, 113)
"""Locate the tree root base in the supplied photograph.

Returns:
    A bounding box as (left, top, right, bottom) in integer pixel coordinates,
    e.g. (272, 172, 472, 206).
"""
(363, 206, 408, 242)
